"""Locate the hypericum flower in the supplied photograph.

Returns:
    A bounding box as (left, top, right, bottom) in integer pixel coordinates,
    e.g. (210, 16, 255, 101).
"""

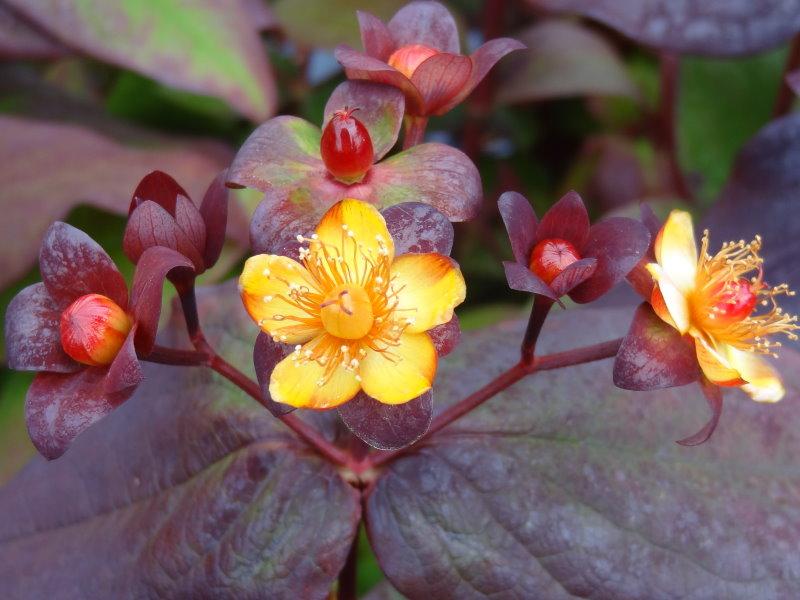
(227, 80, 481, 256)
(4, 223, 192, 459)
(335, 1, 524, 117)
(646, 210, 798, 402)
(499, 190, 650, 304)
(240, 198, 466, 410)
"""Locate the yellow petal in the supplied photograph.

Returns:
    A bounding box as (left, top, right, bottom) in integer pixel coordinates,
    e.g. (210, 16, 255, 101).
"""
(360, 332, 436, 404)
(239, 254, 323, 344)
(647, 263, 691, 334)
(390, 253, 466, 333)
(693, 336, 744, 386)
(314, 198, 394, 279)
(654, 210, 698, 294)
(728, 347, 785, 403)
(269, 339, 361, 409)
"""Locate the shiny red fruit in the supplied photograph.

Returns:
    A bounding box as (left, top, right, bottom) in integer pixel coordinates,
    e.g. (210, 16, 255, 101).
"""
(320, 107, 374, 183)
(60, 293, 133, 367)
(709, 278, 758, 325)
(529, 238, 581, 284)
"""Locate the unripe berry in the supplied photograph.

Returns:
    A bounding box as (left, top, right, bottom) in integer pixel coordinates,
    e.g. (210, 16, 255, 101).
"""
(707, 278, 758, 325)
(320, 107, 374, 183)
(529, 238, 581, 284)
(388, 44, 439, 79)
(60, 294, 133, 367)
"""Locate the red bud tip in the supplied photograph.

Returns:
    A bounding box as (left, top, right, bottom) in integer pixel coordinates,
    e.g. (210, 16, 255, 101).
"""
(529, 238, 581, 284)
(320, 107, 374, 183)
(707, 278, 758, 325)
(60, 294, 133, 367)
(387, 44, 439, 79)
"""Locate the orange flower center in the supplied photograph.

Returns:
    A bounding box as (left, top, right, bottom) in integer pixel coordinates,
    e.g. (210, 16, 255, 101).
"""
(320, 284, 374, 339)
(388, 44, 439, 78)
(529, 238, 581, 284)
(60, 293, 132, 366)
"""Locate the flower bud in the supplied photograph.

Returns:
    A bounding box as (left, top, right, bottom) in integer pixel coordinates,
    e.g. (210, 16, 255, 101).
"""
(529, 238, 581, 284)
(387, 44, 439, 79)
(320, 107, 374, 183)
(60, 294, 133, 367)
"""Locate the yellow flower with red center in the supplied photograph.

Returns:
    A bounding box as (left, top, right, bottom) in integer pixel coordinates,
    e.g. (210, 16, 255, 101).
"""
(647, 210, 798, 402)
(239, 199, 466, 409)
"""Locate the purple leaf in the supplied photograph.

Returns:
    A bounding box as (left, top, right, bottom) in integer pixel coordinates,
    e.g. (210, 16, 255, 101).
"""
(357, 9, 394, 60)
(427, 315, 461, 357)
(123, 200, 205, 271)
(323, 80, 405, 161)
(249, 188, 322, 254)
(199, 169, 229, 270)
(0, 2, 66, 59)
(502, 261, 559, 301)
(386, 1, 460, 53)
(339, 391, 432, 450)
(498, 191, 538, 265)
(39, 222, 128, 308)
(551, 256, 597, 297)
(570, 217, 651, 304)
(382, 202, 454, 255)
(130, 247, 194, 354)
(103, 327, 143, 398)
(788, 69, 800, 96)
(410, 52, 471, 115)
(534, 190, 590, 249)
(4, 282, 78, 373)
(129, 170, 189, 216)
(253, 332, 296, 417)
(4, 0, 276, 120)
(1, 284, 360, 596)
(496, 20, 636, 105)
(677, 378, 724, 446)
(367, 306, 800, 597)
(614, 303, 700, 390)
(531, 0, 800, 57)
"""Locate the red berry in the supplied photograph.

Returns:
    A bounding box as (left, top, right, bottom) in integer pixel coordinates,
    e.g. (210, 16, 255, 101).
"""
(387, 44, 439, 79)
(709, 278, 758, 325)
(60, 293, 133, 366)
(529, 238, 581, 284)
(320, 107, 374, 183)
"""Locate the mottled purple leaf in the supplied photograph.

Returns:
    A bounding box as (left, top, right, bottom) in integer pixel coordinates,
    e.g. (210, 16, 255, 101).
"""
(614, 303, 700, 390)
(253, 332, 296, 417)
(4, 282, 78, 373)
(0, 2, 66, 59)
(570, 217, 651, 304)
(410, 52, 472, 115)
(324, 80, 405, 161)
(339, 391, 432, 450)
(367, 307, 800, 598)
(387, 1, 460, 54)
(677, 378, 724, 446)
(428, 315, 461, 357)
(531, 0, 800, 56)
(534, 190, 590, 249)
(502, 261, 559, 301)
(498, 191, 538, 265)
(103, 327, 143, 398)
(39, 222, 128, 309)
(382, 202, 454, 255)
(1, 283, 360, 597)
(551, 256, 597, 297)
(358, 9, 394, 60)
(5, 0, 276, 120)
(497, 20, 638, 105)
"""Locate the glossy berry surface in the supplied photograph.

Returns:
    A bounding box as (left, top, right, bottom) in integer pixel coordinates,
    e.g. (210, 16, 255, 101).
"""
(529, 238, 581, 284)
(320, 107, 374, 183)
(387, 44, 439, 79)
(60, 293, 133, 367)
(705, 278, 759, 326)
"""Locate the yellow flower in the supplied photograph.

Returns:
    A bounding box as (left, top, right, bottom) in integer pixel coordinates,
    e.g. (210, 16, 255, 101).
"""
(239, 199, 466, 409)
(647, 210, 798, 402)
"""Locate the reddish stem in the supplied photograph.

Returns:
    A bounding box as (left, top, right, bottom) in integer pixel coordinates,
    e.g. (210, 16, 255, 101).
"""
(774, 33, 800, 118)
(520, 297, 554, 365)
(402, 116, 429, 149)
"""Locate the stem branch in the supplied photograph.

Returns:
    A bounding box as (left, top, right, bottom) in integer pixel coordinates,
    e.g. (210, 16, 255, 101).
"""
(520, 297, 554, 365)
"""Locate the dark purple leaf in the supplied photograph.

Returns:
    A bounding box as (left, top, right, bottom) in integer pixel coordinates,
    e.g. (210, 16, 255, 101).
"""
(103, 327, 143, 399)
(551, 256, 597, 297)
(570, 217, 651, 303)
(129, 170, 189, 215)
(199, 169, 230, 269)
(367, 306, 800, 598)
(788, 69, 800, 96)
(387, 1, 459, 53)
(0, 2, 66, 59)
(614, 303, 701, 390)
(502, 261, 559, 301)
(323, 80, 405, 161)
(677, 378, 724, 446)
(534, 190, 590, 249)
(130, 247, 194, 354)
(428, 315, 461, 357)
(382, 202, 454, 255)
(4, 282, 78, 373)
(498, 190, 538, 265)
(123, 200, 205, 271)
(357, 9, 394, 60)
(531, 0, 800, 57)
(249, 188, 321, 254)
(410, 52, 471, 115)
(1, 284, 360, 597)
(253, 332, 296, 417)
(339, 391, 432, 450)
(704, 112, 800, 322)
(39, 221, 128, 308)
(4, 0, 276, 120)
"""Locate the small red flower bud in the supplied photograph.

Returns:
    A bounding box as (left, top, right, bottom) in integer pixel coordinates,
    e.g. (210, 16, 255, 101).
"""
(320, 107, 374, 183)
(387, 44, 439, 79)
(707, 278, 759, 325)
(529, 238, 581, 284)
(60, 294, 133, 367)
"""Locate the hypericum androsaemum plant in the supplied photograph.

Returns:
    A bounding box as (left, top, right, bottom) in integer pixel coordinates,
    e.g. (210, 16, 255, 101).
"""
(4, 1, 800, 598)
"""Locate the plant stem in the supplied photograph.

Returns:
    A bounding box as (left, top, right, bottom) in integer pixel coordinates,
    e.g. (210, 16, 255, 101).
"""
(520, 297, 554, 365)
(145, 345, 208, 366)
(402, 116, 429, 149)
(369, 337, 623, 469)
(658, 51, 694, 203)
(338, 532, 359, 600)
(774, 33, 800, 117)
